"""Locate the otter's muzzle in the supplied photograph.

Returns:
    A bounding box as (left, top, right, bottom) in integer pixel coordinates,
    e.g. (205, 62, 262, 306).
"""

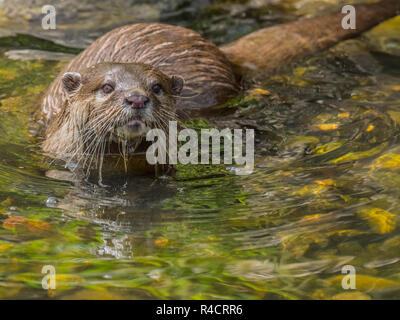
(125, 92, 150, 109)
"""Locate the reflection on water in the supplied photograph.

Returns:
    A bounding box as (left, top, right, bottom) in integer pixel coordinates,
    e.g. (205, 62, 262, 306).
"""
(0, 0, 400, 299)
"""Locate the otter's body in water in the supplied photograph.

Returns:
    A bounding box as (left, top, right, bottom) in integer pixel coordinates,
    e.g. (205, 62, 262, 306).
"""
(42, 23, 238, 120)
(42, 0, 400, 179)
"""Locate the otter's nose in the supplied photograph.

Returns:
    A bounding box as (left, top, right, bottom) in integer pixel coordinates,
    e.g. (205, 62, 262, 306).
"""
(125, 93, 149, 109)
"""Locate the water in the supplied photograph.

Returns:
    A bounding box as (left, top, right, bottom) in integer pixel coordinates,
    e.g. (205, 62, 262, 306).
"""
(0, 0, 400, 299)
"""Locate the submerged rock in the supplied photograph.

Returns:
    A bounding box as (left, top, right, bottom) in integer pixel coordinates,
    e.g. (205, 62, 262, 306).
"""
(5, 49, 75, 61)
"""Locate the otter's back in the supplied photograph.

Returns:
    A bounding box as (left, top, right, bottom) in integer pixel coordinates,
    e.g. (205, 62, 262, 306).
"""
(42, 23, 239, 120)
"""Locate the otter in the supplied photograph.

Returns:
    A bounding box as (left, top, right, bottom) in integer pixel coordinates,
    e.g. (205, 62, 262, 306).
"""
(42, 0, 400, 180)
(43, 62, 183, 182)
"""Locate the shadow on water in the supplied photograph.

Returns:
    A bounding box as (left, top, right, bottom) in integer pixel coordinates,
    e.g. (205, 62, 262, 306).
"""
(0, 0, 400, 299)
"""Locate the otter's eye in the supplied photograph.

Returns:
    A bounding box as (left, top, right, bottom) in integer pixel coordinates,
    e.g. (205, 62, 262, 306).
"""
(102, 84, 114, 94)
(151, 83, 162, 94)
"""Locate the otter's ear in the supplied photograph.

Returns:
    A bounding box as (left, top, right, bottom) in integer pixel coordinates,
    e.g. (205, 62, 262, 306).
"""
(170, 76, 184, 96)
(62, 72, 82, 95)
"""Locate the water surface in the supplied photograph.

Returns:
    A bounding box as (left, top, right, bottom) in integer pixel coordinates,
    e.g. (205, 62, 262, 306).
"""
(0, 0, 400, 299)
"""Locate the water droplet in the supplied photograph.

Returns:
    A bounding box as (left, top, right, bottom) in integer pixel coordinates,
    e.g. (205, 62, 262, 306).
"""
(46, 197, 57, 208)
(65, 162, 77, 170)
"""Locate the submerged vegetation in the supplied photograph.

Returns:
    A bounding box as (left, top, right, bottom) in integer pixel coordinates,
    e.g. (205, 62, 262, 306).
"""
(0, 0, 399, 299)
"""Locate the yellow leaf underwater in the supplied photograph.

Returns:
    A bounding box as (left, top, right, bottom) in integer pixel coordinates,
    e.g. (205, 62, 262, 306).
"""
(314, 179, 336, 187)
(301, 214, 323, 221)
(328, 229, 367, 237)
(55, 274, 84, 283)
(154, 238, 169, 247)
(329, 274, 400, 291)
(0, 244, 13, 253)
(370, 153, 400, 171)
(292, 184, 326, 196)
(366, 125, 375, 132)
(312, 141, 343, 155)
(294, 67, 307, 76)
(329, 143, 387, 164)
(0, 68, 19, 80)
(249, 88, 271, 96)
(0, 96, 23, 112)
(313, 124, 339, 131)
(50, 274, 85, 291)
(3, 216, 51, 233)
(367, 15, 400, 39)
(338, 112, 350, 119)
(332, 292, 371, 300)
(358, 208, 397, 234)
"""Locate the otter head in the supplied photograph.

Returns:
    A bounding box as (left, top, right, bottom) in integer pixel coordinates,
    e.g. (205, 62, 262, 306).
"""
(63, 62, 183, 140)
(45, 62, 183, 179)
